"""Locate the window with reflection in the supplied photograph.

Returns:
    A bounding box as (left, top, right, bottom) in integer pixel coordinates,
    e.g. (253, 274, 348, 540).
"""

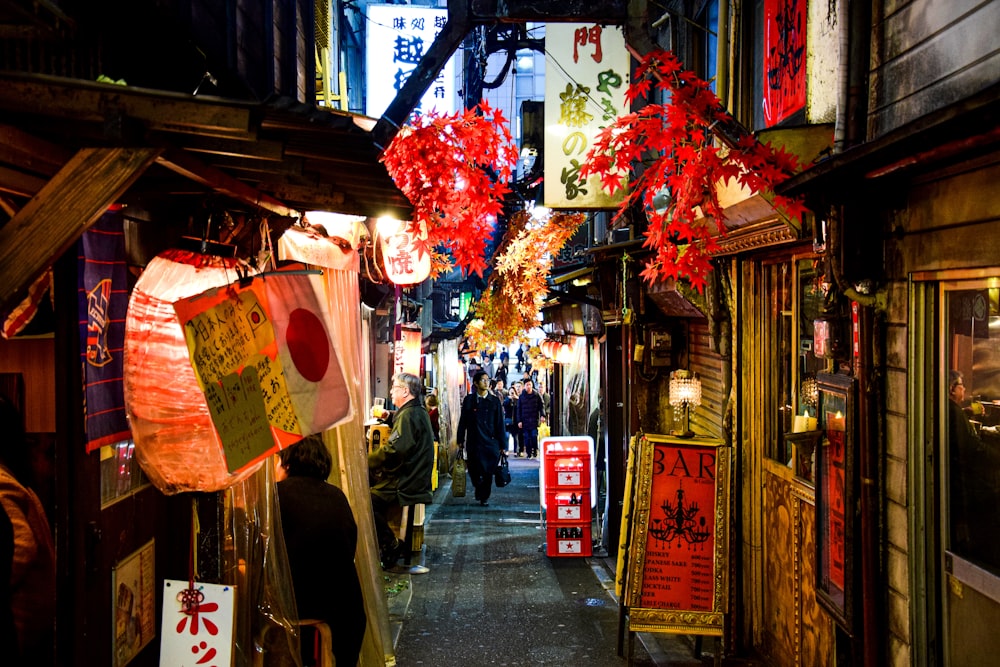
(763, 256, 825, 466)
(763, 260, 792, 463)
(944, 284, 1000, 572)
(100, 439, 149, 507)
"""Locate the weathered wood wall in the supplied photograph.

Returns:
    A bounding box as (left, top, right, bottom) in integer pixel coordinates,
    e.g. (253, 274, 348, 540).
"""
(869, 0, 1000, 138)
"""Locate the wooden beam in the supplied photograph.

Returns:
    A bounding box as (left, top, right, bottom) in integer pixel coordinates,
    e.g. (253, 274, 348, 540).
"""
(0, 146, 160, 312)
(0, 73, 256, 140)
(178, 136, 286, 162)
(156, 149, 296, 217)
(0, 164, 48, 197)
(0, 123, 72, 175)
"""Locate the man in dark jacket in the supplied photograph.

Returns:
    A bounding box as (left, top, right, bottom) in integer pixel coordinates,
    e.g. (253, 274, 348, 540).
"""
(516, 380, 545, 459)
(369, 372, 435, 569)
(457, 371, 506, 506)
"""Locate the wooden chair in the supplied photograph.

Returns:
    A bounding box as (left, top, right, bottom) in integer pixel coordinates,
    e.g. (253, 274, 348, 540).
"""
(254, 618, 336, 667)
(298, 619, 336, 667)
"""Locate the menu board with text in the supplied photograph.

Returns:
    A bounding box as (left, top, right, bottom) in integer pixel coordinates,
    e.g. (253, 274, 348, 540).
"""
(622, 434, 730, 636)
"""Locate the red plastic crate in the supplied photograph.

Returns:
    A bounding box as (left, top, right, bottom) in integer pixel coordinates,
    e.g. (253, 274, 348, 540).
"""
(545, 456, 590, 489)
(546, 491, 591, 524)
(546, 523, 592, 557)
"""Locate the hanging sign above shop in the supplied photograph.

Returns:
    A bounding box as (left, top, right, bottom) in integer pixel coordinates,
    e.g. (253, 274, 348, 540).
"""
(365, 3, 457, 119)
(762, 0, 807, 126)
(543, 23, 629, 209)
(172, 269, 352, 473)
(377, 217, 431, 285)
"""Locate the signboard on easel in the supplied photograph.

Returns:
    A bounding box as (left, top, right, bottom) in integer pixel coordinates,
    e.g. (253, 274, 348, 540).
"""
(619, 433, 731, 643)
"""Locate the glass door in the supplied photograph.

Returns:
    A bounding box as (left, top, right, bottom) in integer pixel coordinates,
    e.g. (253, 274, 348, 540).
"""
(940, 279, 1000, 665)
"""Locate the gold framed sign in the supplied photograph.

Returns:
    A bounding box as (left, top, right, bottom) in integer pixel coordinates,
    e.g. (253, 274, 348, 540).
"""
(623, 433, 731, 636)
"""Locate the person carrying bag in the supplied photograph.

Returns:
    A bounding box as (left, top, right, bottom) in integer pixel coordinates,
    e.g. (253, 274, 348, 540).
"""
(457, 371, 507, 506)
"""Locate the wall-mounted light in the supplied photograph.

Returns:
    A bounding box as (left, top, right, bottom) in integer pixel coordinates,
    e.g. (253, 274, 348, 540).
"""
(669, 369, 702, 438)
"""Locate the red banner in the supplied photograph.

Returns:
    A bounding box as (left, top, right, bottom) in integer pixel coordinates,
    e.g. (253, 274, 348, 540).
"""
(763, 0, 807, 126)
(825, 423, 846, 590)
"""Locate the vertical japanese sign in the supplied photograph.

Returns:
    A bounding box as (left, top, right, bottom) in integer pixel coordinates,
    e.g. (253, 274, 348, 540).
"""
(763, 0, 807, 126)
(366, 4, 457, 118)
(623, 434, 730, 636)
(160, 580, 235, 667)
(824, 413, 846, 591)
(544, 23, 629, 209)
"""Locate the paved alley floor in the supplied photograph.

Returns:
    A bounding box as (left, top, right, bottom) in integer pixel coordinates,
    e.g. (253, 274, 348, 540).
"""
(387, 455, 718, 667)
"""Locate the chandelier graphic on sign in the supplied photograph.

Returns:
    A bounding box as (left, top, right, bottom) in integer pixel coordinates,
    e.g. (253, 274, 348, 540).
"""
(648, 484, 711, 549)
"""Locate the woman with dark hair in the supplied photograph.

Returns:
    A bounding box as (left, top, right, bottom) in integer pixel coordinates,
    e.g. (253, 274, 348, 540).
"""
(277, 435, 366, 666)
(0, 394, 55, 666)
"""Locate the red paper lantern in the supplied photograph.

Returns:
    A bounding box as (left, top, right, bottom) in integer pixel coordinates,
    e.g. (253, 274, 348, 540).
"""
(123, 249, 255, 494)
(377, 217, 430, 285)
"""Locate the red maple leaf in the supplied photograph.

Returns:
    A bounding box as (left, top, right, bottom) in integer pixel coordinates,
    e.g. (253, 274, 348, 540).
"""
(582, 48, 809, 291)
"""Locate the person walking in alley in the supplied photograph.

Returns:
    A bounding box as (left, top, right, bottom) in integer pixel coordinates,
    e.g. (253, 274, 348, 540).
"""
(276, 435, 366, 667)
(516, 380, 545, 459)
(457, 371, 506, 506)
(504, 386, 520, 455)
(369, 373, 435, 569)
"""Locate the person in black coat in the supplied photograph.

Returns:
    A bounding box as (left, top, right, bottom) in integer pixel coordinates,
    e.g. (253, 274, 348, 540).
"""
(504, 387, 520, 455)
(277, 435, 366, 667)
(457, 371, 506, 506)
(516, 380, 545, 459)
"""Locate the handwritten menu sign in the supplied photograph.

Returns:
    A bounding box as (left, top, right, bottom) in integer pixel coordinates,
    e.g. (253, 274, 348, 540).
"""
(622, 434, 730, 636)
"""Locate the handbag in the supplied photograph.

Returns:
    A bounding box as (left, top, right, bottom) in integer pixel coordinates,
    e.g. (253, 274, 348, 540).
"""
(494, 451, 512, 488)
(451, 449, 467, 498)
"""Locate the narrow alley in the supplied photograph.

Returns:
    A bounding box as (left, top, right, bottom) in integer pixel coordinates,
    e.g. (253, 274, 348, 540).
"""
(386, 456, 723, 666)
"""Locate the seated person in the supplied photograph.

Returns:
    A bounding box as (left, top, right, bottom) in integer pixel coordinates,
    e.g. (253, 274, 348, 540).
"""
(368, 373, 435, 569)
(277, 435, 366, 667)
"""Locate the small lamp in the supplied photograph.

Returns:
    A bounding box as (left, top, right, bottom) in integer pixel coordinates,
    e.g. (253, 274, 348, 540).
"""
(800, 375, 819, 414)
(669, 370, 702, 438)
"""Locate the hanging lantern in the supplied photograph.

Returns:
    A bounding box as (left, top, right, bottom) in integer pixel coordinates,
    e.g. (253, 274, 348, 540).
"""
(123, 249, 250, 494)
(377, 216, 431, 285)
(395, 324, 423, 377)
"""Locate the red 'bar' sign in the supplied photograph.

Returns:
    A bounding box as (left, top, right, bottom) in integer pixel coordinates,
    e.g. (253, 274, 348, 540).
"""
(639, 441, 718, 610)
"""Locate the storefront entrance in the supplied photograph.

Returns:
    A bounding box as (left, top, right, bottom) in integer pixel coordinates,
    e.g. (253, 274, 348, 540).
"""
(913, 273, 1000, 666)
(939, 278, 1000, 665)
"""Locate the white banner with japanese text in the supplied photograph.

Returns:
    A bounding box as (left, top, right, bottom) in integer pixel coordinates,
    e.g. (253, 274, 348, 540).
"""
(366, 4, 458, 119)
(544, 23, 629, 209)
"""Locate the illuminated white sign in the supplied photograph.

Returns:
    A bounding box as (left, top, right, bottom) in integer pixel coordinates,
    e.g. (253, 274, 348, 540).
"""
(365, 4, 458, 119)
(544, 23, 629, 209)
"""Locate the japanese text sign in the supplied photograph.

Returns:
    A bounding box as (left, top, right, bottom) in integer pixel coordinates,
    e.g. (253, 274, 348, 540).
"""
(160, 580, 234, 667)
(173, 270, 352, 472)
(366, 4, 457, 118)
(763, 0, 807, 126)
(544, 23, 629, 209)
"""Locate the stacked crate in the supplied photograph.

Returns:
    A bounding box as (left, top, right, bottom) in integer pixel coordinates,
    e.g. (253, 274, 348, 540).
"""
(543, 440, 592, 557)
